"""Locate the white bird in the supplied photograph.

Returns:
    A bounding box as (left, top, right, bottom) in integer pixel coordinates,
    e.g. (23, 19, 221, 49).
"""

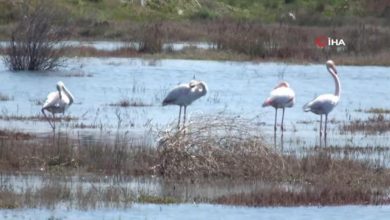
(41, 81, 74, 130)
(262, 81, 295, 132)
(162, 80, 208, 128)
(303, 60, 341, 141)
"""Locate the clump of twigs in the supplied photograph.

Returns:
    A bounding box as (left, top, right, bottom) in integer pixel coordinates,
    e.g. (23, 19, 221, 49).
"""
(157, 115, 284, 179)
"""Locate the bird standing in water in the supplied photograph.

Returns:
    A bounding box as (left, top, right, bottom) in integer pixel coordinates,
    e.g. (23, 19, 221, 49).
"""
(41, 81, 74, 130)
(162, 80, 208, 129)
(262, 81, 295, 132)
(303, 60, 341, 143)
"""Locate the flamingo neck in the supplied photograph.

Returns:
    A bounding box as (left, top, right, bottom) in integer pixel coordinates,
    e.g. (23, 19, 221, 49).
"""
(328, 66, 341, 98)
(57, 87, 62, 100)
(61, 86, 74, 105)
(199, 82, 208, 96)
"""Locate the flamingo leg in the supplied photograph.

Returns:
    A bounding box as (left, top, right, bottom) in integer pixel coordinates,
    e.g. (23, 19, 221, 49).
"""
(281, 107, 285, 132)
(274, 108, 278, 132)
(42, 109, 55, 130)
(183, 106, 187, 127)
(319, 115, 323, 139)
(324, 114, 328, 145)
(52, 113, 56, 131)
(177, 106, 182, 129)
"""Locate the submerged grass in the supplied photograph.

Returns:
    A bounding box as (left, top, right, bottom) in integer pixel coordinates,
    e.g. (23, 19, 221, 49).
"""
(0, 114, 78, 122)
(356, 108, 390, 114)
(341, 114, 390, 134)
(109, 98, 152, 107)
(0, 93, 12, 101)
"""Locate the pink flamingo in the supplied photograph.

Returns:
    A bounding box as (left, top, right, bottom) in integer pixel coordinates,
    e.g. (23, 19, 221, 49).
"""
(263, 81, 295, 131)
(303, 60, 341, 140)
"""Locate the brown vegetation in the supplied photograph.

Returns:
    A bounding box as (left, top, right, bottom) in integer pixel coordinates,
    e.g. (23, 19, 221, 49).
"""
(1, 18, 390, 64)
(0, 132, 157, 176)
(356, 108, 390, 114)
(0, 115, 389, 207)
(109, 98, 152, 107)
(214, 151, 390, 206)
(341, 114, 390, 134)
(0, 114, 77, 122)
(157, 116, 283, 179)
(0, 129, 34, 140)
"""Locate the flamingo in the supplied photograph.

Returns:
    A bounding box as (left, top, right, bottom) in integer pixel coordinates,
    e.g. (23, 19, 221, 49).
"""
(303, 60, 341, 141)
(41, 81, 74, 130)
(162, 80, 208, 128)
(262, 81, 295, 131)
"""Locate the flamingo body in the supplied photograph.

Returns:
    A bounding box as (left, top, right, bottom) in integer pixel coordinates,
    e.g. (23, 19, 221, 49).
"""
(42, 91, 72, 114)
(263, 84, 295, 108)
(303, 94, 339, 115)
(263, 81, 295, 131)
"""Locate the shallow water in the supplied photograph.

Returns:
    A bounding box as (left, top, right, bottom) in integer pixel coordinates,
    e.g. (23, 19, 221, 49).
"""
(0, 204, 389, 220)
(0, 174, 297, 202)
(0, 57, 389, 148)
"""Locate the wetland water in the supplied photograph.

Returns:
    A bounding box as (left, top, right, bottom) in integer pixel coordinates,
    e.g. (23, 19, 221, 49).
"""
(0, 57, 389, 148)
(1, 57, 390, 217)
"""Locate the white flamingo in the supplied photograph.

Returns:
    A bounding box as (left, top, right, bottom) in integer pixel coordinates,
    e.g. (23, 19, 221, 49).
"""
(262, 81, 295, 131)
(162, 80, 208, 128)
(41, 81, 74, 130)
(303, 60, 341, 140)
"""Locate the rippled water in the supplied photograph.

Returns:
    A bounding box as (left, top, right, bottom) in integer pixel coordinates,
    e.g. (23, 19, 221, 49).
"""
(0, 57, 389, 148)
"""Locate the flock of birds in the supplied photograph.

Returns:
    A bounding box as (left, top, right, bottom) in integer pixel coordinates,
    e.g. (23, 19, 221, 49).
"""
(41, 60, 341, 141)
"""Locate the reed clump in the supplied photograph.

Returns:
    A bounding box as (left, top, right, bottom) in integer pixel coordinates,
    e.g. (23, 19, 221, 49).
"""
(157, 115, 285, 179)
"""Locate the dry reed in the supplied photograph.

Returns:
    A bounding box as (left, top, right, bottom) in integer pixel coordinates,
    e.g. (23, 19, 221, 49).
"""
(157, 115, 285, 179)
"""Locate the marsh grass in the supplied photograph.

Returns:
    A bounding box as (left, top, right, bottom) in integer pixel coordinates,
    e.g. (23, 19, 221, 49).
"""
(63, 46, 138, 57)
(0, 114, 78, 122)
(137, 194, 179, 204)
(0, 129, 34, 140)
(64, 72, 93, 77)
(0, 131, 157, 176)
(341, 114, 390, 134)
(0, 93, 12, 101)
(0, 115, 390, 207)
(109, 98, 152, 107)
(356, 108, 390, 114)
(0, 20, 386, 65)
(213, 150, 390, 206)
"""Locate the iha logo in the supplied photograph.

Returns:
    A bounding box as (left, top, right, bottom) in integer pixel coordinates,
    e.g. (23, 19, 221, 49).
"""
(315, 36, 346, 48)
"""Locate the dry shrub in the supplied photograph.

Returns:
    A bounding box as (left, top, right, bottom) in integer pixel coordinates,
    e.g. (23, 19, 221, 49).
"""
(3, 0, 69, 71)
(137, 22, 164, 53)
(157, 115, 284, 179)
